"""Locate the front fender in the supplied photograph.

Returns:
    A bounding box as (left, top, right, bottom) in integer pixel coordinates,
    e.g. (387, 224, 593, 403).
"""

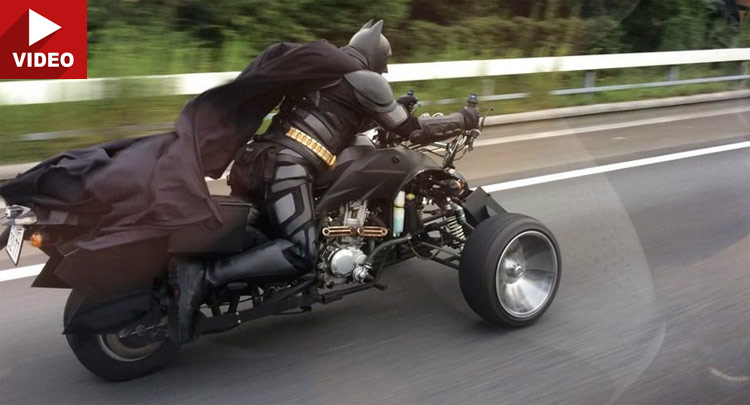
(461, 188, 507, 226)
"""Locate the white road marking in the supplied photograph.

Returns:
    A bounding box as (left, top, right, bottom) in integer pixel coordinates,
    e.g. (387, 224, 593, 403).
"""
(200, 106, 750, 184)
(2, 140, 749, 281)
(481, 141, 750, 192)
(0, 106, 744, 191)
(473, 106, 750, 148)
(708, 367, 750, 383)
(0, 263, 44, 282)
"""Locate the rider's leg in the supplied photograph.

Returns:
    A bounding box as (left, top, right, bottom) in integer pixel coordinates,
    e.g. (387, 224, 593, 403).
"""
(263, 149, 318, 271)
(204, 149, 317, 285)
(169, 149, 317, 343)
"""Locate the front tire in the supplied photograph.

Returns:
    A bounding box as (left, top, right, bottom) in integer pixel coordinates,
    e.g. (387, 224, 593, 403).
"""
(64, 291, 179, 381)
(459, 213, 561, 327)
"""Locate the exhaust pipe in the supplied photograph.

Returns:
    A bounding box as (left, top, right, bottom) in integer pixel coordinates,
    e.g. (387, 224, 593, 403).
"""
(322, 226, 388, 238)
(357, 226, 388, 238)
(321, 226, 354, 237)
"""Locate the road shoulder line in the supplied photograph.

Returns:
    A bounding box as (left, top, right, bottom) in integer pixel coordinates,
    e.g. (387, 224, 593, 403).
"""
(475, 106, 750, 147)
(2, 140, 749, 279)
(481, 141, 750, 192)
(0, 264, 44, 282)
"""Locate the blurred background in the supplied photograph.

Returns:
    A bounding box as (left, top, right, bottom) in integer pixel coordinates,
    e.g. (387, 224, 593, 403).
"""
(0, 0, 749, 164)
(2, 3, 750, 402)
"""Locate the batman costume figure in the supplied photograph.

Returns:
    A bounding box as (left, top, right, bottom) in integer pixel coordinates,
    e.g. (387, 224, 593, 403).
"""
(0, 21, 479, 343)
(171, 20, 479, 342)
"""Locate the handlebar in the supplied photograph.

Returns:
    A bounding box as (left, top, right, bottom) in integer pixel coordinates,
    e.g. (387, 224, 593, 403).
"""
(405, 93, 481, 146)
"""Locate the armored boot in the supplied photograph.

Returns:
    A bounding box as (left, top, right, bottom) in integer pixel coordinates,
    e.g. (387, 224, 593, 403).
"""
(168, 258, 208, 345)
(168, 240, 300, 344)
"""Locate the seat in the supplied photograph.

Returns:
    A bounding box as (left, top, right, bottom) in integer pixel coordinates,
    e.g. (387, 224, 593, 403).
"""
(168, 196, 267, 254)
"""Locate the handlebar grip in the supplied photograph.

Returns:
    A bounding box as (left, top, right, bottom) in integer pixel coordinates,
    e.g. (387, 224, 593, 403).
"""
(408, 130, 426, 144)
(466, 93, 478, 108)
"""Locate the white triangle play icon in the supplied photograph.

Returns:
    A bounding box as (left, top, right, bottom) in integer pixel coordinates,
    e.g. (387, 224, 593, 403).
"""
(28, 9, 61, 47)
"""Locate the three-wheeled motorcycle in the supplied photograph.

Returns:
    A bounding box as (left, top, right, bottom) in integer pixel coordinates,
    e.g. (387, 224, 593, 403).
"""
(1, 95, 561, 380)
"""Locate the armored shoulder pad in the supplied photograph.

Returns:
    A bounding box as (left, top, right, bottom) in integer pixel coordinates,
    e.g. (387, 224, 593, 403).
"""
(344, 70, 397, 113)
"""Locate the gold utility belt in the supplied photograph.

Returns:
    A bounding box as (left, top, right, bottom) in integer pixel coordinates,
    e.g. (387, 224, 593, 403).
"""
(285, 127, 337, 168)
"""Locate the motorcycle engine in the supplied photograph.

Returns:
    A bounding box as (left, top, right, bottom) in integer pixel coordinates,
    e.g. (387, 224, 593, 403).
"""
(328, 247, 367, 278)
(318, 201, 374, 286)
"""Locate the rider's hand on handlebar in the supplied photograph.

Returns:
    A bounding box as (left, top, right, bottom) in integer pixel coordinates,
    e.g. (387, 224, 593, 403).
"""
(459, 106, 480, 130)
(397, 90, 419, 114)
(459, 93, 480, 129)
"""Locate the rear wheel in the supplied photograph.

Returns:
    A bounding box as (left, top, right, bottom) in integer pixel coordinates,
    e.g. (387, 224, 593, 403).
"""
(459, 213, 561, 327)
(64, 291, 179, 381)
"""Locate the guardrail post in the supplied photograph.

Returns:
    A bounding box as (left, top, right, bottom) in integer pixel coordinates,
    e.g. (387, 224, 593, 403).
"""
(583, 71, 596, 88)
(482, 78, 495, 97)
(668, 66, 680, 82)
(741, 61, 749, 87)
(582, 71, 596, 99)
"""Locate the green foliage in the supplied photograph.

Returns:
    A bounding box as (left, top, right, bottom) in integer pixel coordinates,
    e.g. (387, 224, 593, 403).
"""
(83, 0, 743, 76)
(2, 0, 747, 164)
(659, 0, 734, 50)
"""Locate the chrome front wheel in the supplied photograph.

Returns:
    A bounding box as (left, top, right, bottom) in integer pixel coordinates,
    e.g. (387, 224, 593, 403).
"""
(459, 213, 561, 327)
(495, 230, 559, 320)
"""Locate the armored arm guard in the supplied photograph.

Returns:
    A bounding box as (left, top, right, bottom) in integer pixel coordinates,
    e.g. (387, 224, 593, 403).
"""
(344, 70, 410, 131)
(344, 70, 476, 145)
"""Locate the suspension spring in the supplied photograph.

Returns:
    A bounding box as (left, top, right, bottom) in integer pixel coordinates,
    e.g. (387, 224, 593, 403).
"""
(445, 211, 466, 247)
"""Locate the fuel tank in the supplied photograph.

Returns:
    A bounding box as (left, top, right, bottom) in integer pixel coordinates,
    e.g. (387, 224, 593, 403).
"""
(314, 134, 377, 188)
(316, 147, 442, 213)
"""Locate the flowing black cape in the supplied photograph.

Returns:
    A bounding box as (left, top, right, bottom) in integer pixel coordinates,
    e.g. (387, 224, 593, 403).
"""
(0, 41, 361, 249)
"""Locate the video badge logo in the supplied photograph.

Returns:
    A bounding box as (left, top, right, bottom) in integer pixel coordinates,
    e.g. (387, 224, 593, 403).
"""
(0, 1, 87, 79)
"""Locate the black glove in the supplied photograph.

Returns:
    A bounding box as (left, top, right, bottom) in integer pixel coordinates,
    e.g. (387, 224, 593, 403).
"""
(397, 92, 419, 113)
(459, 106, 480, 129)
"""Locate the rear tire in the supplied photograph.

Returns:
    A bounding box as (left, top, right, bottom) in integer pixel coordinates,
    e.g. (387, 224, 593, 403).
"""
(64, 291, 179, 381)
(459, 213, 561, 327)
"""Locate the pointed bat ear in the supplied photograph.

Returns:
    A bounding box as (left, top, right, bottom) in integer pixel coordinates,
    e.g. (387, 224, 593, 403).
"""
(371, 20, 384, 34)
(361, 20, 374, 30)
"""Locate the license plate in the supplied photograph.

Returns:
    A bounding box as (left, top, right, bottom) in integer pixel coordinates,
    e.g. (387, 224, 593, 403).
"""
(5, 224, 24, 266)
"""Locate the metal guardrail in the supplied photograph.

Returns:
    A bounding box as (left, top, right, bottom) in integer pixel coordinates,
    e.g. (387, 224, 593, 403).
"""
(2, 48, 749, 143)
(2, 89, 749, 183)
(1, 48, 749, 106)
(425, 73, 750, 105)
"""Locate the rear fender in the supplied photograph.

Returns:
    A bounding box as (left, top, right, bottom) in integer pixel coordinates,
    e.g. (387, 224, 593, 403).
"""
(32, 248, 69, 288)
(63, 287, 154, 335)
(33, 237, 170, 298)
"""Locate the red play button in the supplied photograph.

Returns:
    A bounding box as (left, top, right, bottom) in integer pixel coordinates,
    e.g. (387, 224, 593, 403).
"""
(28, 9, 61, 47)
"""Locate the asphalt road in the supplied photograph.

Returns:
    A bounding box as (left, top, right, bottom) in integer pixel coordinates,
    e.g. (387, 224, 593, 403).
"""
(0, 101, 749, 404)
